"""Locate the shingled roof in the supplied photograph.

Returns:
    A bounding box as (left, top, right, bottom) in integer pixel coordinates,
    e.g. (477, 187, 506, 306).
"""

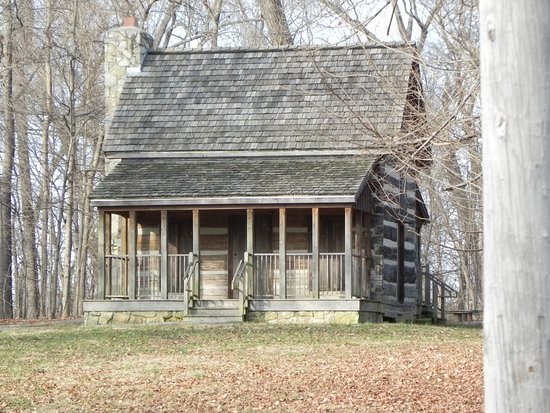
(94, 42, 423, 206)
(91, 155, 378, 206)
(105, 43, 417, 155)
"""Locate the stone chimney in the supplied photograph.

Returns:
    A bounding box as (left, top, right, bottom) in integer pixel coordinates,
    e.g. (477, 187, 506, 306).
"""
(104, 17, 153, 128)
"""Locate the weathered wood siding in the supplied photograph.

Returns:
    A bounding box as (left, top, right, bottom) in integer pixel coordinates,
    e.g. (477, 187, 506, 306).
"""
(200, 214, 229, 299)
(254, 209, 312, 253)
(136, 212, 160, 253)
(369, 159, 421, 318)
(167, 212, 192, 254)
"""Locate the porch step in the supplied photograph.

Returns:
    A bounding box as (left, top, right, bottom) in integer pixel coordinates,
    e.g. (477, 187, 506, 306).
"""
(184, 315, 243, 324)
(194, 299, 240, 309)
(184, 299, 243, 324)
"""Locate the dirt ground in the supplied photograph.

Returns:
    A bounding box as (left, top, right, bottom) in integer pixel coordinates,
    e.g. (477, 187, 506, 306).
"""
(0, 322, 483, 412)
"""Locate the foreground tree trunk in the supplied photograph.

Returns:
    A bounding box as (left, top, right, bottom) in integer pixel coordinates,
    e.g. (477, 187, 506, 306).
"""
(481, 1, 550, 411)
(0, 0, 15, 319)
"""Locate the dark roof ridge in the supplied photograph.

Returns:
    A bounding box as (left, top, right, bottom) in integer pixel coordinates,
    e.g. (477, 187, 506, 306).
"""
(115, 153, 385, 162)
(150, 41, 416, 56)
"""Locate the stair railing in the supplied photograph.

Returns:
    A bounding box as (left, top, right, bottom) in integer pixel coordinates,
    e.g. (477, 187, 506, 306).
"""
(231, 252, 252, 317)
(419, 266, 459, 322)
(182, 252, 198, 315)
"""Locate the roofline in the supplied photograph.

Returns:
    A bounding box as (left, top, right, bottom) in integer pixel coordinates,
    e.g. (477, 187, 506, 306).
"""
(149, 42, 417, 56)
(102, 149, 384, 159)
(91, 195, 356, 208)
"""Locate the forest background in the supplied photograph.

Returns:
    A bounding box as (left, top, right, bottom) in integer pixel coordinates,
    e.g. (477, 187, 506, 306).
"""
(0, 0, 480, 319)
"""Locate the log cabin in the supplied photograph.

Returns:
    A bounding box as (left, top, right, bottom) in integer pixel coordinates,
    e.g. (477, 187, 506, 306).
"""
(83, 18, 431, 325)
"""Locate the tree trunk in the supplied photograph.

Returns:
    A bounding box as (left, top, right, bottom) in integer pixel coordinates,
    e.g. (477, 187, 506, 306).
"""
(202, 0, 223, 48)
(16, 109, 40, 319)
(12, 0, 39, 318)
(61, 142, 75, 318)
(481, 1, 550, 411)
(259, 0, 293, 46)
(39, 0, 53, 318)
(0, 0, 15, 319)
(73, 135, 102, 316)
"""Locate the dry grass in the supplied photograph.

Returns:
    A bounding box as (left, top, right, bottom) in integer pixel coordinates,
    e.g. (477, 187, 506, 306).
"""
(0, 322, 483, 412)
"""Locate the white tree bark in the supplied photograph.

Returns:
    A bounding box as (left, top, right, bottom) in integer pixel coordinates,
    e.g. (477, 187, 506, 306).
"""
(481, 1, 550, 411)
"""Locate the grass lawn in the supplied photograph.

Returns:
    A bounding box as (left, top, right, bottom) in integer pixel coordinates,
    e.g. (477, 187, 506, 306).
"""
(0, 322, 483, 412)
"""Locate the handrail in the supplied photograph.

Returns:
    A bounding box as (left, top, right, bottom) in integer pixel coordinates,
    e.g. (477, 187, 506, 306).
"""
(232, 252, 251, 317)
(231, 260, 247, 290)
(182, 252, 198, 315)
(422, 269, 459, 298)
(420, 266, 460, 322)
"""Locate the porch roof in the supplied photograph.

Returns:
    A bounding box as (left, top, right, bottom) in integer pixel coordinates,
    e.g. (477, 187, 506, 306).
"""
(91, 155, 379, 207)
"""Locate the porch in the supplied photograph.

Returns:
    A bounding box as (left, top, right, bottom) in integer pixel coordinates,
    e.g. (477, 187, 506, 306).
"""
(89, 207, 372, 320)
(102, 251, 369, 301)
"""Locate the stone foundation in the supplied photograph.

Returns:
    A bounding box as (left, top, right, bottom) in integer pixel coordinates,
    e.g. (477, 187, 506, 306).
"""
(84, 311, 185, 325)
(247, 311, 382, 324)
(85, 310, 384, 325)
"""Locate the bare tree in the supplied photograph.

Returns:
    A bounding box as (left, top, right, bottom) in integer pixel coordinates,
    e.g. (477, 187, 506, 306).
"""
(0, 0, 15, 319)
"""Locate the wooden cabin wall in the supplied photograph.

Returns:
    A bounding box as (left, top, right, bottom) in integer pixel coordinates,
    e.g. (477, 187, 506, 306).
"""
(254, 210, 276, 254)
(320, 210, 344, 253)
(199, 211, 246, 299)
(167, 211, 192, 254)
(370, 160, 420, 314)
(253, 209, 356, 255)
(200, 213, 229, 299)
(254, 209, 311, 253)
(108, 212, 128, 255)
(136, 211, 160, 253)
(285, 209, 311, 253)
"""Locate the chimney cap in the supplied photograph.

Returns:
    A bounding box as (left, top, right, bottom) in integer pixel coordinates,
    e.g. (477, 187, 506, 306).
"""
(122, 16, 138, 27)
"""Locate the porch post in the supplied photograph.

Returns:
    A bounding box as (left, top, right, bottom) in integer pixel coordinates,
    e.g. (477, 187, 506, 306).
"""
(128, 210, 137, 299)
(104, 213, 112, 297)
(354, 210, 364, 298)
(312, 208, 320, 299)
(161, 210, 168, 299)
(345, 207, 353, 299)
(279, 208, 287, 299)
(192, 209, 200, 298)
(96, 211, 106, 299)
(247, 208, 254, 295)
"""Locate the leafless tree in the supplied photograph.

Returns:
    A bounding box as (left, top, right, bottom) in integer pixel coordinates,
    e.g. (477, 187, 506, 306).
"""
(0, 0, 15, 319)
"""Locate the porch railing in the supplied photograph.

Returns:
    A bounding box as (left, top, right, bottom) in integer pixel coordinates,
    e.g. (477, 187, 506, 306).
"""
(286, 253, 312, 298)
(105, 250, 360, 301)
(319, 253, 344, 296)
(253, 253, 279, 298)
(137, 254, 161, 299)
(105, 255, 129, 298)
(254, 252, 351, 299)
(168, 254, 190, 295)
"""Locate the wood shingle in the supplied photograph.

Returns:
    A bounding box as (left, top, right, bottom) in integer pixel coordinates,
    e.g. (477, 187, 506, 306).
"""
(91, 155, 378, 205)
(104, 43, 417, 155)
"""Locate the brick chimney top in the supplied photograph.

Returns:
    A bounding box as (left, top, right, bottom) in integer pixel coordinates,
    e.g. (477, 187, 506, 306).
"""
(122, 16, 138, 27)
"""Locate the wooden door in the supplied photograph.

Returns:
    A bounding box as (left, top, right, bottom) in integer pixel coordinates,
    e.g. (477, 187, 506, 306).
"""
(200, 214, 228, 299)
